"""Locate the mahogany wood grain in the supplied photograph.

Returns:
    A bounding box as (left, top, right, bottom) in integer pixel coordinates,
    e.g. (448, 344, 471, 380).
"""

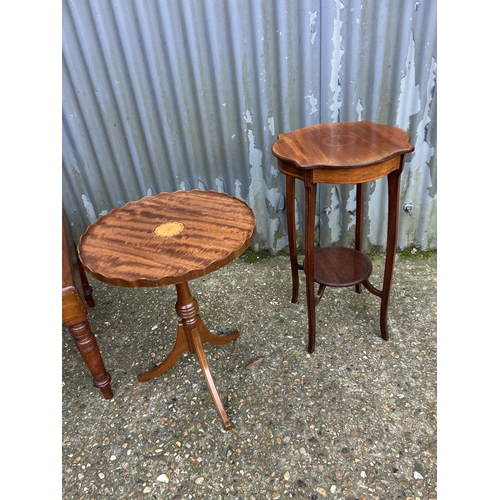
(78, 190, 256, 430)
(314, 247, 372, 287)
(313, 246, 372, 308)
(272, 121, 413, 168)
(63, 211, 113, 399)
(311, 155, 401, 184)
(272, 121, 414, 352)
(78, 189, 256, 288)
(277, 154, 401, 184)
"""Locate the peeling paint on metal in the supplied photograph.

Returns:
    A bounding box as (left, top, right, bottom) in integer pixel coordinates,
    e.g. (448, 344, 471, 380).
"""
(246, 115, 287, 252)
(329, 1, 345, 121)
(235, 179, 243, 200)
(346, 187, 357, 231)
(267, 117, 275, 136)
(81, 194, 97, 224)
(244, 110, 252, 124)
(325, 186, 342, 243)
(305, 93, 318, 114)
(405, 57, 437, 183)
(368, 28, 434, 249)
(396, 33, 421, 132)
(398, 55, 437, 249)
(309, 11, 318, 45)
(356, 99, 364, 120)
(215, 176, 225, 193)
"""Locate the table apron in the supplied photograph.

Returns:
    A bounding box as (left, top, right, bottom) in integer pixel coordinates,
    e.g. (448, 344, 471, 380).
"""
(278, 155, 402, 185)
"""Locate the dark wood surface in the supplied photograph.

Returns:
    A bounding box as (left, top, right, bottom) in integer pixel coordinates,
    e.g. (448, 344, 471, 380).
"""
(77, 190, 256, 430)
(314, 247, 372, 287)
(272, 121, 414, 169)
(272, 121, 414, 352)
(63, 211, 113, 399)
(78, 189, 256, 288)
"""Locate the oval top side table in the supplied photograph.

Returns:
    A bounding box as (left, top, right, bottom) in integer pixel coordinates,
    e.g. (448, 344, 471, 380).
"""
(272, 121, 414, 353)
(78, 189, 256, 430)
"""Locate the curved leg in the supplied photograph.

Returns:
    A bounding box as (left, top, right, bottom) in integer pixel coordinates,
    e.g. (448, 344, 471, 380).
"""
(189, 323, 233, 430)
(138, 319, 239, 383)
(314, 284, 327, 307)
(137, 320, 189, 382)
(380, 166, 402, 340)
(176, 281, 234, 429)
(138, 281, 237, 430)
(355, 183, 364, 294)
(199, 323, 240, 345)
(68, 320, 113, 399)
(76, 246, 95, 308)
(304, 176, 317, 353)
(285, 173, 299, 303)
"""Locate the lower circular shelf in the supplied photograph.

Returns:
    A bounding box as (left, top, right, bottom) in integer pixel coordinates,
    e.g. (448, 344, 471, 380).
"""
(314, 246, 372, 287)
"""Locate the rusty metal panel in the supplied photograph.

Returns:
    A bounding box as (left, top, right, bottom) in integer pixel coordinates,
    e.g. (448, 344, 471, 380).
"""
(63, 0, 436, 252)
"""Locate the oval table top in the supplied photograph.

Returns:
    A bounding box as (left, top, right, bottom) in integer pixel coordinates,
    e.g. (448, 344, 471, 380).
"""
(272, 121, 414, 169)
(78, 189, 256, 288)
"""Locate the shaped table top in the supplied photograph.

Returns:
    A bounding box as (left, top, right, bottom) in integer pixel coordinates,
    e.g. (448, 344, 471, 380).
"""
(78, 190, 256, 288)
(272, 121, 414, 169)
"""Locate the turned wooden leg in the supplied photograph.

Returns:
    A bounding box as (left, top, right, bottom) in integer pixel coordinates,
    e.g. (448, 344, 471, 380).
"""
(68, 320, 113, 399)
(380, 166, 403, 340)
(137, 281, 238, 430)
(355, 183, 365, 294)
(285, 172, 300, 303)
(304, 176, 317, 353)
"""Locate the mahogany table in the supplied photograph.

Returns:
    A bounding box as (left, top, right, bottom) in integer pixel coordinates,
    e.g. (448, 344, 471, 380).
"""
(272, 121, 414, 353)
(78, 189, 256, 430)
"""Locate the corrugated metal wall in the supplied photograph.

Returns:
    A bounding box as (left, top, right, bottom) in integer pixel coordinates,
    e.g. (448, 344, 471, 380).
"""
(62, 0, 437, 252)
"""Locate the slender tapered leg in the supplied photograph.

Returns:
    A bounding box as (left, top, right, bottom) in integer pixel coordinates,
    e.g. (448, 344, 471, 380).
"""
(75, 245, 95, 308)
(355, 183, 365, 294)
(68, 320, 113, 399)
(189, 323, 233, 430)
(380, 166, 403, 340)
(137, 281, 238, 430)
(285, 172, 300, 303)
(304, 175, 317, 353)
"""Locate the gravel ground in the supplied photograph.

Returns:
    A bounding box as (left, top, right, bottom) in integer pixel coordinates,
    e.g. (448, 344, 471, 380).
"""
(62, 252, 437, 500)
